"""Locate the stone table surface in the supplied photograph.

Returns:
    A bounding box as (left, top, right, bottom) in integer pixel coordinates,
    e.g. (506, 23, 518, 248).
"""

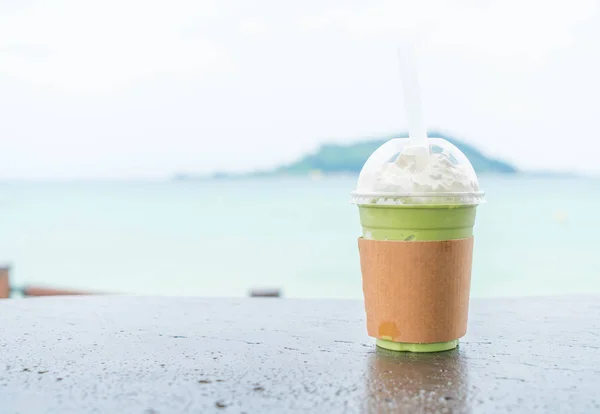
(1, 296, 599, 414)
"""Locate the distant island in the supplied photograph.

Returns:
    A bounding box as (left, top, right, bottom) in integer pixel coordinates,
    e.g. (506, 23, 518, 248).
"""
(174, 131, 517, 180)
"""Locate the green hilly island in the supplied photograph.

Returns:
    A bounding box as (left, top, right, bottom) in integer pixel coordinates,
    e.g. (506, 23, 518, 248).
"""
(270, 131, 516, 176)
(175, 132, 516, 180)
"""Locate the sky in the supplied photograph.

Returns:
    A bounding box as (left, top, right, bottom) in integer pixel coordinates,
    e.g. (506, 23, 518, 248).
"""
(1, 0, 599, 179)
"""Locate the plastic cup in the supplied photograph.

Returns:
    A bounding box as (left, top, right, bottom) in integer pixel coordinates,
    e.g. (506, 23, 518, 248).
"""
(359, 204, 477, 352)
(351, 138, 484, 352)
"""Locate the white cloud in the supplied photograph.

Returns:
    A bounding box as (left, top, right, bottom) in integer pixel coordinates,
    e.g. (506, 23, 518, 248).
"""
(298, 0, 597, 59)
(238, 18, 269, 37)
(0, 0, 226, 91)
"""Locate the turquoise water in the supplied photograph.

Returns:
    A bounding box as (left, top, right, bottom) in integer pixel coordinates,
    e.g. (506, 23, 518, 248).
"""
(0, 176, 599, 298)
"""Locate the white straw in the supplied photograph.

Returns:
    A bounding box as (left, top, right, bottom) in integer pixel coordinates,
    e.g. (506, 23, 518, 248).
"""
(397, 43, 428, 147)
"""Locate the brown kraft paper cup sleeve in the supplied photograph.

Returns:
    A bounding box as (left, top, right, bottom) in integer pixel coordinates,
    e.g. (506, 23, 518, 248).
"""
(358, 237, 473, 344)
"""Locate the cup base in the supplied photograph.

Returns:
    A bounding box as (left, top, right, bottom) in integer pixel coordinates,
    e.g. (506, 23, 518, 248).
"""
(376, 339, 459, 353)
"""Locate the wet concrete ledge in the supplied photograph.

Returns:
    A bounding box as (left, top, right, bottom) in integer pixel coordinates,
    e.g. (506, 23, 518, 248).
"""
(0, 295, 599, 413)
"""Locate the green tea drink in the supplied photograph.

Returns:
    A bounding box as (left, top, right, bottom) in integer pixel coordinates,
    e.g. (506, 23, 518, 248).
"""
(352, 138, 484, 353)
(359, 204, 476, 242)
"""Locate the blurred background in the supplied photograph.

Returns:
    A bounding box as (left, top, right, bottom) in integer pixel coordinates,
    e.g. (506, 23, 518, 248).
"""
(1, 0, 599, 298)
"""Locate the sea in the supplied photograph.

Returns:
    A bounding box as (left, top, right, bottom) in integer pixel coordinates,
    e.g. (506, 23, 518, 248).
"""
(0, 175, 599, 299)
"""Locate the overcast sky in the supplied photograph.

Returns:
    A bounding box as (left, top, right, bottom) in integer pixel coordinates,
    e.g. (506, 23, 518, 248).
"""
(1, 0, 599, 179)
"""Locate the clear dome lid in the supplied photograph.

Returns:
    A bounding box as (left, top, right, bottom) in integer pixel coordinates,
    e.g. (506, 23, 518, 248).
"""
(350, 138, 485, 205)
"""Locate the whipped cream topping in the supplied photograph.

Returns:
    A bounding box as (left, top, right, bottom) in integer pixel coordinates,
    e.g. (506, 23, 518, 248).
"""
(372, 149, 479, 194)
